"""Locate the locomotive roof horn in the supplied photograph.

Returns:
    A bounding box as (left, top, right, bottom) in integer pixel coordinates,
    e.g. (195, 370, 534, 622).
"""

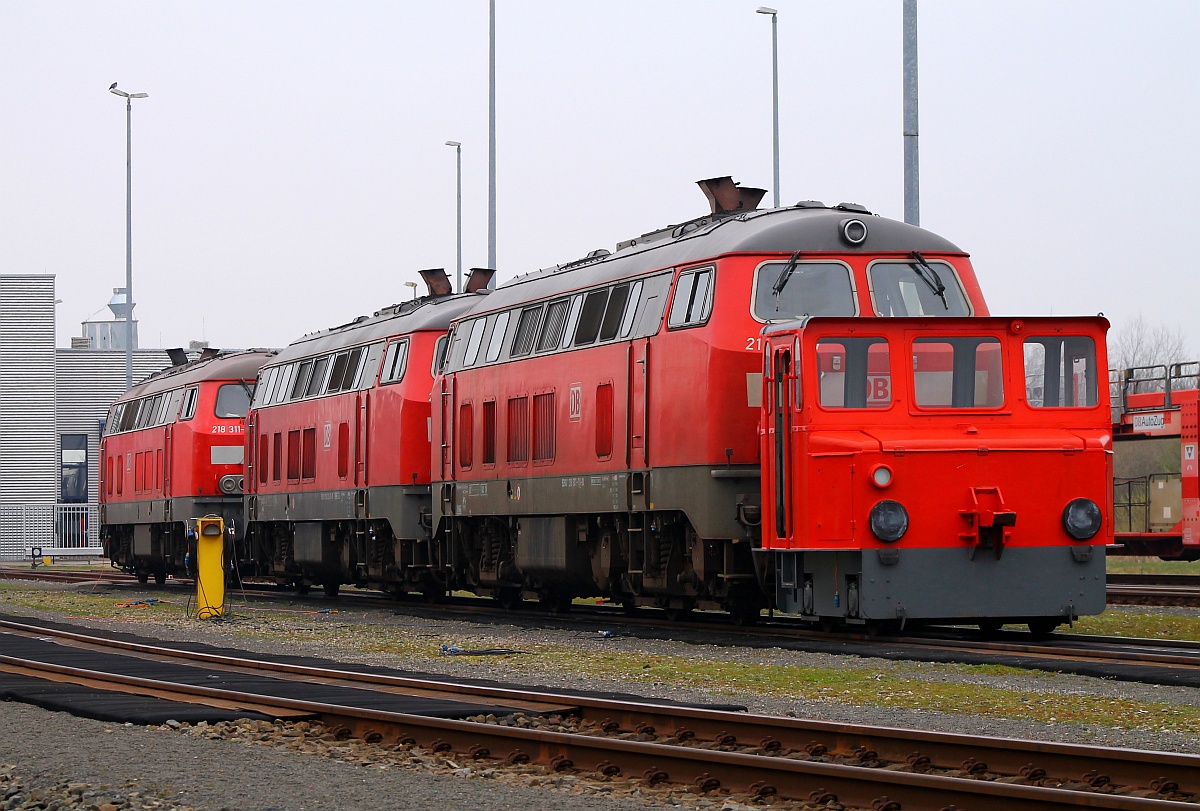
(696, 176, 767, 215)
(464, 267, 496, 293)
(418, 268, 454, 297)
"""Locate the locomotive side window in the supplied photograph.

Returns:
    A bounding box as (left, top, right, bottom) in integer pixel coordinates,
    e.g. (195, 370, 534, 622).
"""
(598, 284, 632, 342)
(272, 432, 282, 482)
(574, 289, 610, 345)
(215, 384, 253, 419)
(753, 261, 856, 322)
(290, 361, 314, 400)
(486, 312, 511, 362)
(325, 352, 351, 394)
(356, 341, 386, 388)
(380, 339, 409, 385)
(180, 387, 199, 421)
(1023, 336, 1099, 408)
(912, 337, 1004, 408)
(305, 356, 330, 397)
(432, 334, 450, 374)
(816, 337, 892, 408)
(511, 306, 543, 357)
(258, 367, 280, 407)
(464, 318, 488, 365)
(287, 430, 301, 481)
(537, 299, 571, 352)
(868, 260, 971, 317)
(560, 296, 584, 349)
(668, 267, 714, 328)
(272, 365, 294, 405)
(618, 281, 643, 338)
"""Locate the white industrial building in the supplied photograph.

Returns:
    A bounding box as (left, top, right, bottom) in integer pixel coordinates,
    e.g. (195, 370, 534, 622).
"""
(0, 274, 181, 560)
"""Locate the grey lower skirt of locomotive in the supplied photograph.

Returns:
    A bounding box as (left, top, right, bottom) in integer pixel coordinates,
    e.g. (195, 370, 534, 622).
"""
(101, 495, 244, 586)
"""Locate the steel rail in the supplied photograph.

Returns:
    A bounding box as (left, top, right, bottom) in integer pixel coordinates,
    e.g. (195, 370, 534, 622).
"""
(0, 649, 1191, 811)
(3, 617, 1198, 797)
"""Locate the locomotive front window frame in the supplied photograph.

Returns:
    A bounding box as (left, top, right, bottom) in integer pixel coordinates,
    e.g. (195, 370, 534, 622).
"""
(910, 335, 1006, 411)
(667, 265, 715, 330)
(867, 259, 973, 318)
(751, 260, 858, 324)
(1023, 335, 1100, 409)
(814, 336, 894, 410)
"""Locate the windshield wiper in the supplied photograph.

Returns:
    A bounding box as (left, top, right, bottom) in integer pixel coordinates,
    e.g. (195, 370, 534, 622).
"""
(909, 251, 948, 310)
(771, 251, 802, 309)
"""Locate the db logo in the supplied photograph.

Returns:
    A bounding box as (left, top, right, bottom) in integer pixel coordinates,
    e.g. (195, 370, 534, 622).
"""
(867, 376, 890, 403)
(569, 383, 582, 421)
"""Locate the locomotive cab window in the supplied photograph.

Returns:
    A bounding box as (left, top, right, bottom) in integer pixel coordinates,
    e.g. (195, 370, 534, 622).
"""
(912, 336, 1004, 409)
(753, 261, 856, 322)
(215, 383, 253, 419)
(668, 267, 714, 328)
(816, 337, 892, 408)
(1024, 336, 1099, 408)
(381, 339, 409, 385)
(180, 387, 199, 421)
(868, 260, 971, 317)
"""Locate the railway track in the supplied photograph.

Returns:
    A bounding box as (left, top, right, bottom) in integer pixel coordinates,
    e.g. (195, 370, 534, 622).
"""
(5, 565, 1200, 687)
(1107, 574, 1200, 607)
(0, 615, 1197, 810)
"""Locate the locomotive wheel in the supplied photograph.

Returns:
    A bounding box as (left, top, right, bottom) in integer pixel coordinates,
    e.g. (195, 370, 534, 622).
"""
(153, 569, 167, 587)
(135, 569, 149, 585)
(978, 619, 1004, 634)
(1027, 619, 1059, 638)
(323, 582, 340, 598)
(295, 582, 312, 596)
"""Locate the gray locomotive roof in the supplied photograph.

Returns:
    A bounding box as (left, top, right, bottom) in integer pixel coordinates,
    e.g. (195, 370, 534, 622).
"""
(121, 349, 275, 401)
(473, 204, 965, 316)
(267, 292, 485, 367)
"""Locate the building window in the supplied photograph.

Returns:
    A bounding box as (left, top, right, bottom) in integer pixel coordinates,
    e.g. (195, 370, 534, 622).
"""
(60, 434, 88, 504)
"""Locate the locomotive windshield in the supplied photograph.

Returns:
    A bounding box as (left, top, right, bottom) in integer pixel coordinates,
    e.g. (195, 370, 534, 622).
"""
(868, 260, 971, 317)
(214, 383, 254, 419)
(753, 261, 856, 321)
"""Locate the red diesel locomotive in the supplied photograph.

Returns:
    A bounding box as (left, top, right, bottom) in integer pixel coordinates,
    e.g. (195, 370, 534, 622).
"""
(426, 177, 1043, 624)
(761, 316, 1110, 633)
(240, 270, 491, 595)
(101, 349, 272, 584)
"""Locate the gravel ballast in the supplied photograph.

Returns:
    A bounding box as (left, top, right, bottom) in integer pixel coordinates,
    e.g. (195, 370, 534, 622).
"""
(2, 579, 1198, 810)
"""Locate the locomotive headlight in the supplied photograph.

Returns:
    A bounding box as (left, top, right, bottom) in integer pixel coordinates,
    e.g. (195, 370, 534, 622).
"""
(870, 464, 893, 488)
(869, 500, 909, 543)
(218, 474, 244, 495)
(1062, 498, 1102, 540)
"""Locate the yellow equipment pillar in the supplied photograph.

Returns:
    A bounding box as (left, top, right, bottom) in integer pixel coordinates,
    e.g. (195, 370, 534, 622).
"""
(194, 516, 225, 619)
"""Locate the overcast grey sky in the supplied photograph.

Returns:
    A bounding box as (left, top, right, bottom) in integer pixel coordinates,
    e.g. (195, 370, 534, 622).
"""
(2, 1, 1197, 354)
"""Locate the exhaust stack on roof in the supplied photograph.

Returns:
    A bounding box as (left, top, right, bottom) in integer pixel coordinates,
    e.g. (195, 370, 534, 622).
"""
(465, 267, 496, 293)
(696, 176, 767, 215)
(418, 268, 454, 297)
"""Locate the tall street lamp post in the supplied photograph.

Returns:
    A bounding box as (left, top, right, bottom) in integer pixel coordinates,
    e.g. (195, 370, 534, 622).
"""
(446, 141, 462, 293)
(109, 83, 149, 390)
(757, 7, 779, 209)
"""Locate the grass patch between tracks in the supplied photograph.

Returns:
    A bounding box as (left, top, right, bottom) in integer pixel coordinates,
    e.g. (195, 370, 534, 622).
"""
(2, 584, 1198, 738)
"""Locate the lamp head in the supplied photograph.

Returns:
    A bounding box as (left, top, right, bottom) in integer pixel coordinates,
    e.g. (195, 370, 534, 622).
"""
(756, 6, 777, 14)
(445, 140, 461, 148)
